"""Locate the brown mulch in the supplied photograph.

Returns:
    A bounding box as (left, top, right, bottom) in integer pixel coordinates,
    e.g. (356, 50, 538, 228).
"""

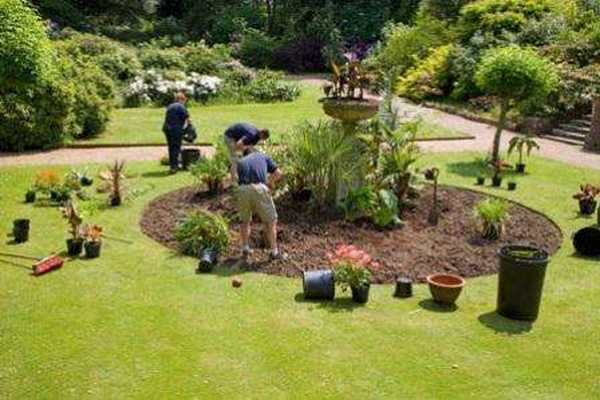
(140, 185, 562, 283)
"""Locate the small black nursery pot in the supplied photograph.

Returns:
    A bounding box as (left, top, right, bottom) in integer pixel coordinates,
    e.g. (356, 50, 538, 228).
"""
(394, 277, 413, 298)
(507, 182, 517, 191)
(84, 241, 102, 259)
(476, 176, 485, 186)
(13, 219, 30, 243)
(579, 199, 597, 215)
(197, 248, 219, 273)
(351, 283, 371, 304)
(515, 163, 526, 174)
(491, 176, 503, 187)
(25, 190, 36, 203)
(66, 238, 84, 256)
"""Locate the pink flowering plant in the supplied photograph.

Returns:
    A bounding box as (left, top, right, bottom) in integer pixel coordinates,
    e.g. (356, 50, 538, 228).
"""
(327, 244, 378, 291)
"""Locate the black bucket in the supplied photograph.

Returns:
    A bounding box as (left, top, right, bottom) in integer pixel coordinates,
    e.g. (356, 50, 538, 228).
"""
(13, 219, 30, 243)
(497, 245, 549, 321)
(84, 241, 102, 259)
(181, 149, 201, 170)
(302, 269, 335, 300)
(394, 277, 413, 298)
(573, 226, 600, 257)
(25, 191, 36, 203)
(579, 200, 597, 215)
(515, 163, 526, 173)
(351, 284, 370, 303)
(197, 248, 218, 273)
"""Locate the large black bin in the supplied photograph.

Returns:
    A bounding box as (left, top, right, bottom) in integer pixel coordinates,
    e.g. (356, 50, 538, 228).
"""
(497, 245, 550, 321)
(573, 226, 600, 257)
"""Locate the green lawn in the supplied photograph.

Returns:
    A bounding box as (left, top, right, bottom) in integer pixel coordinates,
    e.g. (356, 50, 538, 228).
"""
(1, 154, 599, 399)
(80, 84, 471, 145)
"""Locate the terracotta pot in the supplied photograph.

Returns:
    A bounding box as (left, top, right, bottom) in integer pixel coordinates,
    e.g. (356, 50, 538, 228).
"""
(320, 97, 380, 123)
(427, 273, 465, 305)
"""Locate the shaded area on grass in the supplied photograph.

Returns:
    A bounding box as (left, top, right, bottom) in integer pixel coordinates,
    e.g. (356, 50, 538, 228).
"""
(478, 311, 532, 335)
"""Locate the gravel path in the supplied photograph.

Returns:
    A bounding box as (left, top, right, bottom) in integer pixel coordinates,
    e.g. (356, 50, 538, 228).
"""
(1, 83, 599, 169)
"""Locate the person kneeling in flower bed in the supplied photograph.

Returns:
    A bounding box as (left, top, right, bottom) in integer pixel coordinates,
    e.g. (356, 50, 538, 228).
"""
(237, 148, 285, 260)
(223, 122, 270, 181)
(328, 245, 379, 303)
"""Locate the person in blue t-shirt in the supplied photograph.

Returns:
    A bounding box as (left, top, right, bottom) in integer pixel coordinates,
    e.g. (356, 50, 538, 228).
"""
(223, 122, 270, 180)
(162, 92, 190, 174)
(236, 149, 286, 260)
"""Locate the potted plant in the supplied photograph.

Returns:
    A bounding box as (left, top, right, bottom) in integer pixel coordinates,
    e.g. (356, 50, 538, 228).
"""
(573, 184, 599, 215)
(99, 161, 126, 207)
(474, 198, 510, 240)
(189, 147, 228, 195)
(50, 184, 72, 203)
(61, 201, 84, 256)
(488, 159, 511, 187)
(320, 54, 379, 131)
(12, 219, 30, 243)
(508, 135, 540, 174)
(476, 176, 485, 186)
(174, 210, 230, 273)
(25, 188, 36, 203)
(507, 181, 517, 191)
(328, 244, 378, 304)
(82, 224, 103, 259)
(34, 170, 60, 199)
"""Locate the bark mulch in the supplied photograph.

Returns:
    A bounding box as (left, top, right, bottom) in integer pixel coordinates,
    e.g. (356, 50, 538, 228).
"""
(140, 185, 562, 283)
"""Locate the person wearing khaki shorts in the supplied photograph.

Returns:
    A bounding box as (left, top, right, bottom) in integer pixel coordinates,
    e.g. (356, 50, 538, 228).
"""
(223, 122, 270, 181)
(236, 149, 285, 260)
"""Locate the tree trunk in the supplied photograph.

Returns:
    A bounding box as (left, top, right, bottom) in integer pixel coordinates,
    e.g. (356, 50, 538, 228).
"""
(584, 97, 600, 152)
(492, 100, 509, 162)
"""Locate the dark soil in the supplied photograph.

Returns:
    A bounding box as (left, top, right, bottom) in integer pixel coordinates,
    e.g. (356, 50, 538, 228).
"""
(140, 185, 562, 283)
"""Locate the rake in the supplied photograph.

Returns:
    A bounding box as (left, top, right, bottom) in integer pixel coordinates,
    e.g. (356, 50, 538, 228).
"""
(0, 251, 64, 276)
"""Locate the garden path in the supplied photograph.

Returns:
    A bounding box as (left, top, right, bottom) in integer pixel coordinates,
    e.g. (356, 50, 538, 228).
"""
(1, 78, 599, 169)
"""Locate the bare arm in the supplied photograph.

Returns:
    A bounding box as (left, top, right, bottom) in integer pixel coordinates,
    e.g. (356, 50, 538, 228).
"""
(268, 168, 283, 190)
(235, 138, 247, 151)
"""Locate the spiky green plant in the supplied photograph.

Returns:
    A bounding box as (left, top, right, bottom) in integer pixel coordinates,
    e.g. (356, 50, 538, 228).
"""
(474, 198, 510, 240)
(508, 135, 540, 165)
(175, 210, 230, 256)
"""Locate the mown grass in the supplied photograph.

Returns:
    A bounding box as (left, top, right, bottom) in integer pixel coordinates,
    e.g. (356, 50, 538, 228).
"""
(0, 153, 599, 399)
(80, 84, 470, 145)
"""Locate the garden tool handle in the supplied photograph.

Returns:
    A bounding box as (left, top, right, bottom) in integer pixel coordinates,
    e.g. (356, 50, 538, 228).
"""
(101, 234, 133, 244)
(0, 252, 40, 261)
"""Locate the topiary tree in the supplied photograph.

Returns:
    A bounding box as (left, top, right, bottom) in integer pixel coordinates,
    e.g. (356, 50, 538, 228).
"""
(0, 0, 55, 91)
(475, 46, 559, 162)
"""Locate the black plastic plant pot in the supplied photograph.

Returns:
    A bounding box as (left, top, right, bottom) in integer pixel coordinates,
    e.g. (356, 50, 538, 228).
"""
(110, 196, 122, 207)
(25, 191, 36, 203)
(181, 149, 201, 170)
(497, 245, 550, 322)
(507, 182, 517, 191)
(80, 177, 94, 187)
(394, 277, 413, 298)
(13, 219, 30, 243)
(84, 241, 102, 259)
(491, 176, 503, 187)
(579, 199, 597, 215)
(197, 248, 219, 273)
(476, 177, 485, 186)
(302, 269, 335, 300)
(50, 190, 59, 201)
(351, 283, 370, 304)
(66, 238, 84, 256)
(573, 226, 600, 257)
(516, 163, 526, 173)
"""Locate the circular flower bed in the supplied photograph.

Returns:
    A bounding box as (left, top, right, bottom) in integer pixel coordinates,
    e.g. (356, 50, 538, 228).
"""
(140, 185, 562, 283)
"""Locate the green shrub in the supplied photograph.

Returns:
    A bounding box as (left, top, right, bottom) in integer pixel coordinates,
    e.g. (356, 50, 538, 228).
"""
(474, 198, 510, 240)
(189, 143, 229, 193)
(237, 28, 276, 68)
(0, 0, 55, 90)
(396, 45, 455, 101)
(139, 46, 186, 70)
(175, 210, 230, 256)
(341, 186, 378, 222)
(422, 0, 472, 20)
(243, 70, 300, 102)
(287, 121, 369, 208)
(475, 45, 559, 161)
(183, 42, 232, 75)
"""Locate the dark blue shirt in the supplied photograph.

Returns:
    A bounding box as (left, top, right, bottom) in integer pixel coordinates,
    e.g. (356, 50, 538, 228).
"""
(225, 123, 260, 146)
(237, 152, 278, 185)
(164, 102, 189, 133)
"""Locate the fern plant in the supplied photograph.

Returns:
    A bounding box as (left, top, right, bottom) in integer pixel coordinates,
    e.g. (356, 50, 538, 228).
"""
(175, 211, 230, 256)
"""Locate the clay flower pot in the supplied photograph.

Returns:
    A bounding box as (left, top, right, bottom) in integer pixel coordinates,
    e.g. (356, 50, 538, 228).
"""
(427, 273, 465, 305)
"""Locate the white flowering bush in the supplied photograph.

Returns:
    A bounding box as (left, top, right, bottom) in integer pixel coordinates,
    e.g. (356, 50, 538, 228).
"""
(123, 69, 222, 107)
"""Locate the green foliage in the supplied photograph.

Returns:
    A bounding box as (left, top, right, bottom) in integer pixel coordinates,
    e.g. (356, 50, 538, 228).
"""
(396, 45, 455, 101)
(237, 28, 276, 68)
(333, 262, 373, 290)
(183, 42, 232, 74)
(243, 70, 301, 102)
(475, 46, 559, 104)
(372, 189, 402, 228)
(474, 198, 510, 240)
(0, 0, 55, 91)
(508, 135, 540, 164)
(189, 143, 229, 193)
(175, 210, 230, 256)
(341, 186, 378, 222)
(422, 0, 472, 20)
(287, 121, 369, 208)
(139, 46, 186, 70)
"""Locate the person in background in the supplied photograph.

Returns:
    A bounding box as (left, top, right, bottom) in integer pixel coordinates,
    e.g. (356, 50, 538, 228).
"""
(223, 122, 270, 181)
(162, 91, 190, 174)
(236, 148, 285, 261)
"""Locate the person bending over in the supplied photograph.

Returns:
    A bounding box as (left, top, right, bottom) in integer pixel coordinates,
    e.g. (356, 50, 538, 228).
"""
(162, 91, 190, 174)
(236, 149, 285, 260)
(223, 122, 270, 181)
